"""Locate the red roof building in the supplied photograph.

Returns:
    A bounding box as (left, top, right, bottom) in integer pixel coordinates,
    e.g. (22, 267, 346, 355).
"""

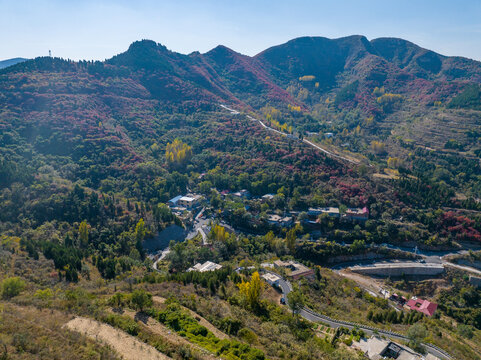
(405, 298, 438, 317)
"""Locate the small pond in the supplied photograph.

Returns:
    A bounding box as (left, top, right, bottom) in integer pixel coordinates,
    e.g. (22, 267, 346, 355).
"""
(142, 224, 186, 254)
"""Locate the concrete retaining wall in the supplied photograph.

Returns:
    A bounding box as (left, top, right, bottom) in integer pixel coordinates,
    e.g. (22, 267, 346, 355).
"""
(350, 262, 445, 277)
(469, 275, 481, 288)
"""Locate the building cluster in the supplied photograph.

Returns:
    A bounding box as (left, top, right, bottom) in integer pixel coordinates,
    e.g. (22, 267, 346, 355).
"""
(380, 288, 438, 317)
(273, 260, 315, 280)
(217, 187, 369, 230)
(307, 206, 369, 222)
(187, 261, 222, 273)
(353, 336, 440, 360)
(267, 214, 293, 228)
(168, 194, 203, 217)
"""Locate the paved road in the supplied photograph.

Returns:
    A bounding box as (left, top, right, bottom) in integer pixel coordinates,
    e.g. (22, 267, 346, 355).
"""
(220, 104, 360, 165)
(275, 275, 451, 360)
(444, 262, 481, 276)
(152, 248, 170, 270)
(186, 207, 210, 245)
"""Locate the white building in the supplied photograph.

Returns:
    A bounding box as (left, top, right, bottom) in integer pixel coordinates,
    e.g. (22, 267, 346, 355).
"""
(178, 194, 202, 209)
(307, 207, 340, 218)
(261, 273, 281, 286)
(187, 261, 222, 272)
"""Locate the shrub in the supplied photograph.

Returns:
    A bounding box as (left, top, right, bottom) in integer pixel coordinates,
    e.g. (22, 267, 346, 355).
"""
(130, 289, 152, 311)
(457, 324, 474, 339)
(238, 328, 258, 344)
(102, 314, 139, 336)
(1, 277, 25, 299)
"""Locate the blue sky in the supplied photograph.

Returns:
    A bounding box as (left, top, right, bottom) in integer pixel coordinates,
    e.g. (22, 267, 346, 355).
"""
(1, 0, 481, 61)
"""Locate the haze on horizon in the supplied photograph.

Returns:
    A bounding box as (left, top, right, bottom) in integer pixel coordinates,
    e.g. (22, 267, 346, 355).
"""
(1, 0, 481, 62)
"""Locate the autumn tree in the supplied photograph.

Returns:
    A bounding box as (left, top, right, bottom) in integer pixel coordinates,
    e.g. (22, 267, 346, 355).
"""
(165, 139, 192, 167)
(370, 140, 386, 155)
(134, 218, 146, 259)
(210, 224, 227, 242)
(78, 221, 88, 248)
(286, 228, 297, 254)
(135, 218, 146, 242)
(238, 271, 263, 310)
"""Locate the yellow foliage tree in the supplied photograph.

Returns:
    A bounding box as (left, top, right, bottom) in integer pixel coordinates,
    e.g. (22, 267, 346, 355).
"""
(79, 221, 88, 248)
(165, 139, 192, 166)
(298, 75, 316, 82)
(370, 140, 386, 155)
(387, 157, 401, 169)
(211, 224, 227, 242)
(288, 104, 301, 112)
(238, 271, 263, 310)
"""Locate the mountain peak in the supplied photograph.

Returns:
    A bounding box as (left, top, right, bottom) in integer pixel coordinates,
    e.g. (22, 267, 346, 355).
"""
(107, 39, 175, 70)
(127, 39, 168, 53)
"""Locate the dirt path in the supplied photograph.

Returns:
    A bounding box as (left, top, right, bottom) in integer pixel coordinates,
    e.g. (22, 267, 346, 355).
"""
(152, 296, 228, 339)
(64, 317, 171, 360)
(338, 269, 384, 295)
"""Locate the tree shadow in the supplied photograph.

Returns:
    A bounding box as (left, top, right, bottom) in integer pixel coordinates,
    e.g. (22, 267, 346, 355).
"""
(134, 311, 150, 324)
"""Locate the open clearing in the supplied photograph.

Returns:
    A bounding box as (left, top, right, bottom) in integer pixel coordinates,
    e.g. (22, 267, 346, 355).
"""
(65, 317, 171, 360)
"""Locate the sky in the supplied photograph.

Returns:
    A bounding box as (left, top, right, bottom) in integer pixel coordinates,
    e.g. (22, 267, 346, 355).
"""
(1, 0, 481, 61)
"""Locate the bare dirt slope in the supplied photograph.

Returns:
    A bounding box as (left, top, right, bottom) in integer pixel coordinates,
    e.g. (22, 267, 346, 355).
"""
(65, 317, 171, 360)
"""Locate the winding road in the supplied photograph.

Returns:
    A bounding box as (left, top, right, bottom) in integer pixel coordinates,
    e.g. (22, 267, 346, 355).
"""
(274, 275, 451, 360)
(220, 104, 360, 165)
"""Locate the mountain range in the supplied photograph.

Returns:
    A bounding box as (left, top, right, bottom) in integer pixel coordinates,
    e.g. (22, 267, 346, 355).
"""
(1, 36, 480, 166)
(0, 57, 28, 69)
(3, 36, 481, 106)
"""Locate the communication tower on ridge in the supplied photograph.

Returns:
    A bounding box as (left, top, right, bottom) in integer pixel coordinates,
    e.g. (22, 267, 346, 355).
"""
(49, 50, 52, 57)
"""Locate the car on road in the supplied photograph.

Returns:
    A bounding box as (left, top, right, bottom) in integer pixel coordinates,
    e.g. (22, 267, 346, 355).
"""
(280, 297, 286, 305)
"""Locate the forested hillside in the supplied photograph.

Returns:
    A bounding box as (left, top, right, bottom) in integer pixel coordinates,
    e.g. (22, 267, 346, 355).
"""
(1, 36, 481, 360)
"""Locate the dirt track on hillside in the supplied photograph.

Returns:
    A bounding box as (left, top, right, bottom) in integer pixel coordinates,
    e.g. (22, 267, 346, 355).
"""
(65, 317, 171, 360)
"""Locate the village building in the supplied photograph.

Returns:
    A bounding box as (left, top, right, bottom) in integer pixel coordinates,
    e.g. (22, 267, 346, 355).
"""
(405, 297, 438, 317)
(177, 194, 202, 209)
(168, 194, 202, 210)
(168, 195, 183, 208)
(267, 214, 293, 228)
(307, 207, 340, 218)
(273, 260, 314, 280)
(345, 207, 369, 221)
(220, 190, 230, 197)
(261, 273, 281, 286)
(187, 261, 222, 272)
(261, 193, 275, 201)
(353, 336, 440, 360)
(232, 189, 251, 199)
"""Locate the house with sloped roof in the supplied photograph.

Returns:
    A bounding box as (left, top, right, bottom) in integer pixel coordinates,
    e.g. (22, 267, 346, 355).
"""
(405, 297, 438, 317)
(345, 207, 369, 221)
